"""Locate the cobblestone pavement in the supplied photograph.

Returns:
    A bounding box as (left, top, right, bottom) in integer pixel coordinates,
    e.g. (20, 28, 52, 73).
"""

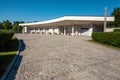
(15, 34, 120, 80)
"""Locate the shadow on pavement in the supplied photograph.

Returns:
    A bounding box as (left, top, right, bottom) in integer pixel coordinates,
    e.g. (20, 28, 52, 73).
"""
(19, 39, 26, 51)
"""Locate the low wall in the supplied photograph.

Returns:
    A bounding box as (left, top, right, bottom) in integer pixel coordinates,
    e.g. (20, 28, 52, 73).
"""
(106, 28, 120, 32)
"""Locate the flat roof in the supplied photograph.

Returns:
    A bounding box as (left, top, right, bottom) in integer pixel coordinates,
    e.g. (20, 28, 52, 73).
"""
(19, 16, 114, 27)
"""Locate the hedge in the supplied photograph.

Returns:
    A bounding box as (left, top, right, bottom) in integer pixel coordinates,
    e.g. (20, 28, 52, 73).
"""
(0, 30, 14, 47)
(92, 32, 120, 48)
(113, 29, 120, 32)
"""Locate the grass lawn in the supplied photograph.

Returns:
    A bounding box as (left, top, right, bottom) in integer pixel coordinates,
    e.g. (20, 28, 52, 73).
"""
(88, 40, 120, 50)
(0, 39, 19, 77)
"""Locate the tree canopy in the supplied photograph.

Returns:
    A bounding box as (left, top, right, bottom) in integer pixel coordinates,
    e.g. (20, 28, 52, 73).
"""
(110, 7, 120, 27)
(0, 22, 3, 29)
(13, 21, 23, 33)
(0, 20, 24, 33)
(2, 20, 12, 30)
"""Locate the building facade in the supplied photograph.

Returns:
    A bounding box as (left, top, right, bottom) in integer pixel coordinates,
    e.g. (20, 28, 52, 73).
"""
(19, 16, 114, 36)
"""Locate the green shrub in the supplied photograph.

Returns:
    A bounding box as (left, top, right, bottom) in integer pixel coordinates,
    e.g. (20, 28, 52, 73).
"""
(11, 36, 17, 40)
(113, 29, 120, 32)
(0, 30, 14, 47)
(92, 32, 120, 47)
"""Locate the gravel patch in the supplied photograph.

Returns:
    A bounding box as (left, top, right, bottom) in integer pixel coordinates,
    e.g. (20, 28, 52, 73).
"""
(15, 34, 120, 80)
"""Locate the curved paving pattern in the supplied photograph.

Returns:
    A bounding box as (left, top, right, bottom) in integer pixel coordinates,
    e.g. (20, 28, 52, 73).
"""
(15, 34, 120, 80)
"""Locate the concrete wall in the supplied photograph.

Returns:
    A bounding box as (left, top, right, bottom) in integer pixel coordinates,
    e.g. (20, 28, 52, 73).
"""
(106, 28, 120, 32)
(48, 28, 54, 34)
(89, 27, 93, 36)
(54, 27, 59, 34)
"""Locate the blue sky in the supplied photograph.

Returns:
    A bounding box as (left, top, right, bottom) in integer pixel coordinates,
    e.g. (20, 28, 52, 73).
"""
(0, 0, 120, 22)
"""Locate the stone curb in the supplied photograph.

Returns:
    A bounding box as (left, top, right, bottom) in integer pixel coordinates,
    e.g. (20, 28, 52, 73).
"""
(0, 40, 21, 80)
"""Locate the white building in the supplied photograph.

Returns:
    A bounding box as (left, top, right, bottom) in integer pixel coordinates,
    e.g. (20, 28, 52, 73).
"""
(19, 16, 114, 36)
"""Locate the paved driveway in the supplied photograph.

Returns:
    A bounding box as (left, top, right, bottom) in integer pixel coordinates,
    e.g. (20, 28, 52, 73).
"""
(15, 34, 120, 80)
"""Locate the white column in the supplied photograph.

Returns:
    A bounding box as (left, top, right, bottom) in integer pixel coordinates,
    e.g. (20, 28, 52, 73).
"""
(43, 29, 46, 34)
(45, 29, 47, 35)
(38, 29, 40, 34)
(39, 29, 41, 34)
(64, 26, 66, 35)
(75, 26, 78, 36)
(71, 25, 74, 36)
(54, 27, 59, 35)
(52, 28, 54, 35)
(24, 26, 27, 33)
(78, 26, 81, 36)
(33, 28, 35, 34)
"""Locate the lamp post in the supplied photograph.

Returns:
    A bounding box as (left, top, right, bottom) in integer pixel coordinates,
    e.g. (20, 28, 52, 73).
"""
(104, 7, 107, 32)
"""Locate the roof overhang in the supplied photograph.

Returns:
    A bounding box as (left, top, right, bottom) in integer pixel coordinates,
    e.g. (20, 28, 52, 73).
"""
(19, 16, 114, 27)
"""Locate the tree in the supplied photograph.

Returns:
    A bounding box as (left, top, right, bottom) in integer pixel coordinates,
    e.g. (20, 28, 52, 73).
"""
(0, 22, 4, 29)
(2, 20, 12, 30)
(13, 21, 19, 32)
(13, 21, 24, 33)
(111, 7, 120, 27)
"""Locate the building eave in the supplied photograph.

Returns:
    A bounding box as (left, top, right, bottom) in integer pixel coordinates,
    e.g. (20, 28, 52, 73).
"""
(19, 16, 114, 27)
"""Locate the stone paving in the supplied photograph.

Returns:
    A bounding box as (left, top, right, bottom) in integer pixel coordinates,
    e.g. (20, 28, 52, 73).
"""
(15, 34, 120, 80)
